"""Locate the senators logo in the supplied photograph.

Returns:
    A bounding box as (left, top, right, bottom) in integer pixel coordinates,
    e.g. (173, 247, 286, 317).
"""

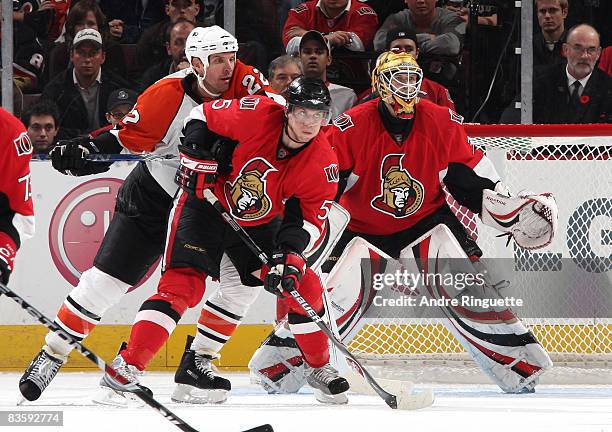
(13, 132, 33, 156)
(371, 154, 424, 218)
(225, 158, 277, 220)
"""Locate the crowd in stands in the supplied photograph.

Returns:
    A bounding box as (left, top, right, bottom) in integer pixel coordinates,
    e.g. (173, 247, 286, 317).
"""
(1, 0, 610, 153)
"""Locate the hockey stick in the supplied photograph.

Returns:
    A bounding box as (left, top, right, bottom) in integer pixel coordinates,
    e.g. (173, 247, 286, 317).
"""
(203, 189, 434, 410)
(32, 153, 177, 162)
(0, 282, 273, 432)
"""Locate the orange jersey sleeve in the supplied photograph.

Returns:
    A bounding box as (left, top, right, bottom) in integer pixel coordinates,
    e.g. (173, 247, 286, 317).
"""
(223, 60, 278, 99)
(112, 77, 186, 153)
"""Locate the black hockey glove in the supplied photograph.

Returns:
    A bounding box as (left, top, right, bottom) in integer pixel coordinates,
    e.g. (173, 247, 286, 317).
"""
(263, 250, 306, 298)
(175, 144, 218, 199)
(0, 232, 17, 286)
(211, 138, 238, 176)
(49, 137, 109, 176)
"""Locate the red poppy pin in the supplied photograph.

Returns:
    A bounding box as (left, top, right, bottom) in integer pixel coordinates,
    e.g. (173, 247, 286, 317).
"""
(579, 95, 590, 104)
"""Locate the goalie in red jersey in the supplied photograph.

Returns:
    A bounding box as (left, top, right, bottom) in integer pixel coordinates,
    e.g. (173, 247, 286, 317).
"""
(250, 51, 559, 396)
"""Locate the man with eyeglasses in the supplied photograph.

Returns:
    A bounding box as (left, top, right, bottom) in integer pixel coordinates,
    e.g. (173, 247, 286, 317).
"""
(105, 89, 138, 127)
(87, 88, 138, 138)
(22, 100, 60, 154)
(534, 0, 568, 74)
(533, 23, 611, 124)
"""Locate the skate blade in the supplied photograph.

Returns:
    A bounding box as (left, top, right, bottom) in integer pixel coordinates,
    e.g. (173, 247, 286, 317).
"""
(170, 384, 228, 404)
(313, 388, 348, 405)
(91, 386, 145, 408)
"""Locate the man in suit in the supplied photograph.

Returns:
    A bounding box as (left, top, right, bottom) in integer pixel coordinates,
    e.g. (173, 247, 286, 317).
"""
(533, 24, 611, 124)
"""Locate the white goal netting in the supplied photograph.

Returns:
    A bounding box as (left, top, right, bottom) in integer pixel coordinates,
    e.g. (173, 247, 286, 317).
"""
(345, 124, 612, 384)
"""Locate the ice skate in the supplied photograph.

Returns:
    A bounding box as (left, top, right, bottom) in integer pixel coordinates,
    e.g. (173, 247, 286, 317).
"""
(19, 345, 67, 402)
(171, 335, 231, 404)
(306, 363, 349, 405)
(92, 344, 151, 408)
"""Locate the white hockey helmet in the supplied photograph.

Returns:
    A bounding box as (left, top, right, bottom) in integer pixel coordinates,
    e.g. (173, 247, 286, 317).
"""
(185, 25, 238, 78)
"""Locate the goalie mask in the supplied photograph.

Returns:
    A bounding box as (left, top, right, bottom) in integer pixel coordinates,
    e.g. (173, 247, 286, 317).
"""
(372, 51, 423, 119)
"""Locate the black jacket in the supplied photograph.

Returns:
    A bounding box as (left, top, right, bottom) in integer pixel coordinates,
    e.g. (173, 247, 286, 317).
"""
(137, 59, 173, 94)
(533, 64, 612, 124)
(42, 67, 130, 139)
(533, 29, 567, 77)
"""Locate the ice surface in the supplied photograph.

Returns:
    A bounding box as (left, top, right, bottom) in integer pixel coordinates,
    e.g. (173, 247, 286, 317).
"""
(1, 372, 611, 432)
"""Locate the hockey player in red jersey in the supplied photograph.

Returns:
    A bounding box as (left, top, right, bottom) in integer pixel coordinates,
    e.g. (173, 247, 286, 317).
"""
(249, 51, 558, 395)
(99, 77, 351, 405)
(0, 108, 35, 287)
(19, 25, 281, 403)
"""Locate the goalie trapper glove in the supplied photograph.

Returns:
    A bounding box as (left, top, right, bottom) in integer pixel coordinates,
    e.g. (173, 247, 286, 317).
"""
(49, 137, 110, 176)
(263, 250, 307, 298)
(175, 144, 218, 199)
(0, 232, 17, 285)
(481, 187, 558, 250)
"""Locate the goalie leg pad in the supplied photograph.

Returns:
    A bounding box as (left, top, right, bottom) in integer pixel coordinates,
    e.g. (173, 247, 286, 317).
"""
(248, 320, 308, 394)
(402, 224, 553, 393)
(481, 188, 558, 250)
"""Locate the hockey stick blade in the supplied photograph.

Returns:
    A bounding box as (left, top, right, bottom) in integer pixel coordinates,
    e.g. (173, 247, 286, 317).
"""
(202, 189, 434, 410)
(243, 425, 274, 432)
(33, 153, 177, 162)
(343, 370, 434, 410)
(0, 282, 273, 432)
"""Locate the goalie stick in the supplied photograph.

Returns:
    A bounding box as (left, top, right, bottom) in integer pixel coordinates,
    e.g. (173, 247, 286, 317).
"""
(203, 189, 434, 410)
(0, 282, 273, 432)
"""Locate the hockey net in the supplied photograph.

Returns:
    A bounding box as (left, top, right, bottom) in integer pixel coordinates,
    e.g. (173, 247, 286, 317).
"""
(345, 124, 612, 384)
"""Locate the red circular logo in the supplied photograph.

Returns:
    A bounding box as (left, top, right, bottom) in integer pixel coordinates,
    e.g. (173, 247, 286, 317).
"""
(49, 178, 159, 290)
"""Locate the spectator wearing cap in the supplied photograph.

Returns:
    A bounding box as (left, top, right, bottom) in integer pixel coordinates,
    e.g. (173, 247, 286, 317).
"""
(359, 28, 456, 110)
(283, 0, 379, 55)
(268, 54, 303, 96)
(533, 24, 611, 124)
(22, 100, 60, 154)
(48, 0, 127, 82)
(89, 88, 139, 138)
(534, 0, 569, 75)
(137, 18, 195, 93)
(42, 28, 129, 140)
(374, 0, 465, 56)
(136, 0, 201, 73)
(299, 30, 356, 118)
(105, 88, 138, 127)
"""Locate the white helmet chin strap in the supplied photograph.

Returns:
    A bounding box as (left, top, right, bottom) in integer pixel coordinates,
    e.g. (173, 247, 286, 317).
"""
(192, 59, 222, 98)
